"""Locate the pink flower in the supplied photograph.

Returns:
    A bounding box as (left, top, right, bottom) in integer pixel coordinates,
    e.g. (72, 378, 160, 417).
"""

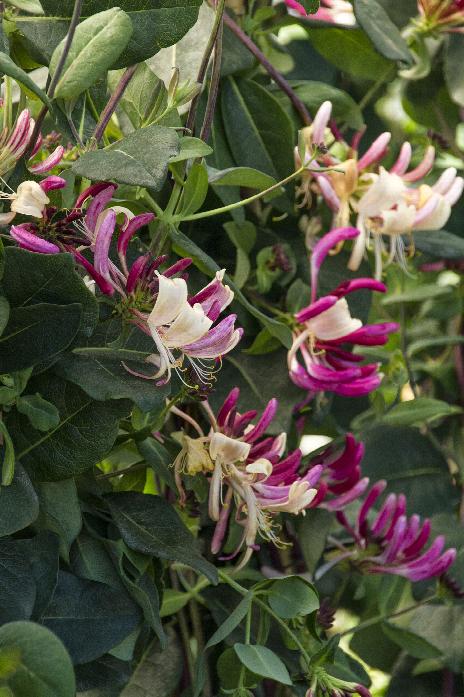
(284, 0, 355, 24)
(336, 481, 456, 581)
(417, 0, 464, 33)
(0, 109, 63, 178)
(288, 227, 398, 397)
(298, 101, 464, 278)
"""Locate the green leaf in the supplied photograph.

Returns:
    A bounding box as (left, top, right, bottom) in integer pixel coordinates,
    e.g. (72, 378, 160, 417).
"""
(0, 420, 15, 486)
(49, 8, 133, 99)
(109, 62, 168, 128)
(234, 644, 292, 685)
(169, 137, 213, 163)
(36, 479, 82, 562)
(8, 374, 129, 481)
(18, 0, 202, 67)
(106, 491, 218, 583)
(137, 438, 176, 491)
(159, 589, 190, 617)
(72, 124, 179, 188)
(409, 605, 464, 672)
(308, 27, 394, 80)
(244, 328, 281, 355)
(445, 35, 464, 107)
(382, 284, 452, 304)
(0, 465, 39, 536)
(5, 0, 43, 13)
(208, 166, 277, 190)
(288, 80, 364, 130)
(42, 570, 142, 664)
(414, 229, 464, 259)
(353, 0, 413, 63)
(380, 398, 462, 427)
(221, 77, 295, 181)
(168, 226, 292, 347)
(119, 630, 183, 697)
(382, 623, 442, 660)
(16, 394, 60, 432)
(268, 576, 319, 619)
(360, 426, 458, 516)
(2, 248, 98, 338)
(0, 304, 82, 373)
(0, 621, 75, 697)
(0, 539, 36, 624)
(0, 53, 51, 108)
(179, 162, 209, 216)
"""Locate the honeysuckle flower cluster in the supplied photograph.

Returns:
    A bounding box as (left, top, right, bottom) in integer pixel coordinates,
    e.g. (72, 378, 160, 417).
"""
(336, 480, 456, 581)
(417, 0, 464, 34)
(297, 100, 464, 278)
(288, 227, 398, 397)
(173, 387, 368, 567)
(305, 674, 371, 697)
(284, 0, 355, 24)
(8, 180, 242, 386)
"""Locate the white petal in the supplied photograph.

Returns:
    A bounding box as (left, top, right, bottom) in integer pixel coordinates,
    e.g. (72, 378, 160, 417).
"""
(209, 432, 251, 465)
(162, 302, 212, 348)
(414, 196, 451, 231)
(148, 273, 188, 328)
(358, 168, 406, 218)
(246, 458, 273, 478)
(306, 298, 362, 341)
(11, 181, 48, 218)
(379, 201, 416, 235)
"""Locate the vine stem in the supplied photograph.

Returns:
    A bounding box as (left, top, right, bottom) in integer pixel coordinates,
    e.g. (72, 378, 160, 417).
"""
(199, 12, 224, 143)
(170, 165, 306, 222)
(218, 569, 312, 670)
(25, 0, 84, 157)
(338, 594, 437, 638)
(92, 65, 137, 144)
(222, 13, 312, 126)
(186, 0, 227, 135)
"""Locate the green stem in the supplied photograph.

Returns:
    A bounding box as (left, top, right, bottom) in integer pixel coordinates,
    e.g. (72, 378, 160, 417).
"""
(170, 166, 305, 223)
(218, 570, 312, 669)
(339, 594, 437, 638)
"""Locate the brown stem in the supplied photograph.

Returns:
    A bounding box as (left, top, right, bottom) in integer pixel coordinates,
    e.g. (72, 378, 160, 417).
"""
(223, 13, 312, 126)
(92, 65, 137, 144)
(25, 0, 84, 157)
(199, 16, 224, 143)
(442, 669, 455, 697)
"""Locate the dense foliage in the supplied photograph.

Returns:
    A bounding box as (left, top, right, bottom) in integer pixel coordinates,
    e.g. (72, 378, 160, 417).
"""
(0, 0, 464, 695)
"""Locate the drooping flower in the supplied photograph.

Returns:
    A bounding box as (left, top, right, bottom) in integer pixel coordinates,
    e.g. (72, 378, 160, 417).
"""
(336, 480, 456, 581)
(288, 227, 398, 397)
(284, 0, 355, 24)
(0, 108, 63, 179)
(173, 388, 367, 568)
(305, 674, 372, 697)
(298, 101, 464, 278)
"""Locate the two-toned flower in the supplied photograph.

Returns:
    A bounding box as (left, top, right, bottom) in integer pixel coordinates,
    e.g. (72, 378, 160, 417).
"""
(288, 227, 398, 397)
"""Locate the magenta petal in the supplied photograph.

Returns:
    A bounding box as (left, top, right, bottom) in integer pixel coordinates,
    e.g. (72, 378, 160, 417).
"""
(117, 212, 155, 257)
(357, 480, 387, 533)
(75, 182, 114, 209)
(311, 227, 359, 301)
(30, 146, 64, 174)
(39, 175, 67, 192)
(10, 226, 60, 254)
(295, 294, 338, 323)
(284, 0, 307, 15)
(217, 387, 240, 427)
(72, 249, 114, 295)
(126, 254, 150, 293)
(94, 209, 116, 279)
(244, 398, 278, 443)
(332, 278, 387, 297)
(85, 185, 116, 231)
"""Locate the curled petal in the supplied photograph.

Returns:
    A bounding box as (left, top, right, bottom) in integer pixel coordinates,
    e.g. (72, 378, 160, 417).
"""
(29, 145, 64, 174)
(10, 225, 59, 254)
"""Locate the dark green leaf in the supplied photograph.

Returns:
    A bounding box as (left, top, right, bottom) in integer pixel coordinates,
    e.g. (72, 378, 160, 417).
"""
(379, 398, 462, 427)
(2, 248, 98, 337)
(0, 539, 36, 624)
(445, 35, 464, 107)
(353, 0, 413, 63)
(0, 296, 9, 337)
(72, 124, 179, 188)
(382, 623, 442, 660)
(208, 166, 276, 190)
(288, 80, 364, 129)
(109, 62, 168, 128)
(169, 136, 213, 163)
(0, 464, 39, 536)
(36, 479, 82, 561)
(42, 571, 142, 664)
(234, 644, 292, 685)
(414, 229, 464, 260)
(0, 621, 75, 696)
(409, 605, 464, 672)
(179, 162, 209, 216)
(268, 576, 319, 619)
(360, 426, 458, 516)
(8, 374, 129, 481)
(119, 629, 183, 697)
(49, 8, 133, 99)
(0, 420, 15, 486)
(0, 303, 82, 373)
(106, 491, 218, 583)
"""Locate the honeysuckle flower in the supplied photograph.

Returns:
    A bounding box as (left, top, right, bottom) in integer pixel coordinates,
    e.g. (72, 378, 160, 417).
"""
(417, 0, 464, 34)
(0, 108, 63, 178)
(336, 480, 456, 581)
(306, 673, 372, 697)
(298, 101, 464, 278)
(173, 389, 367, 568)
(288, 227, 398, 397)
(284, 0, 355, 24)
